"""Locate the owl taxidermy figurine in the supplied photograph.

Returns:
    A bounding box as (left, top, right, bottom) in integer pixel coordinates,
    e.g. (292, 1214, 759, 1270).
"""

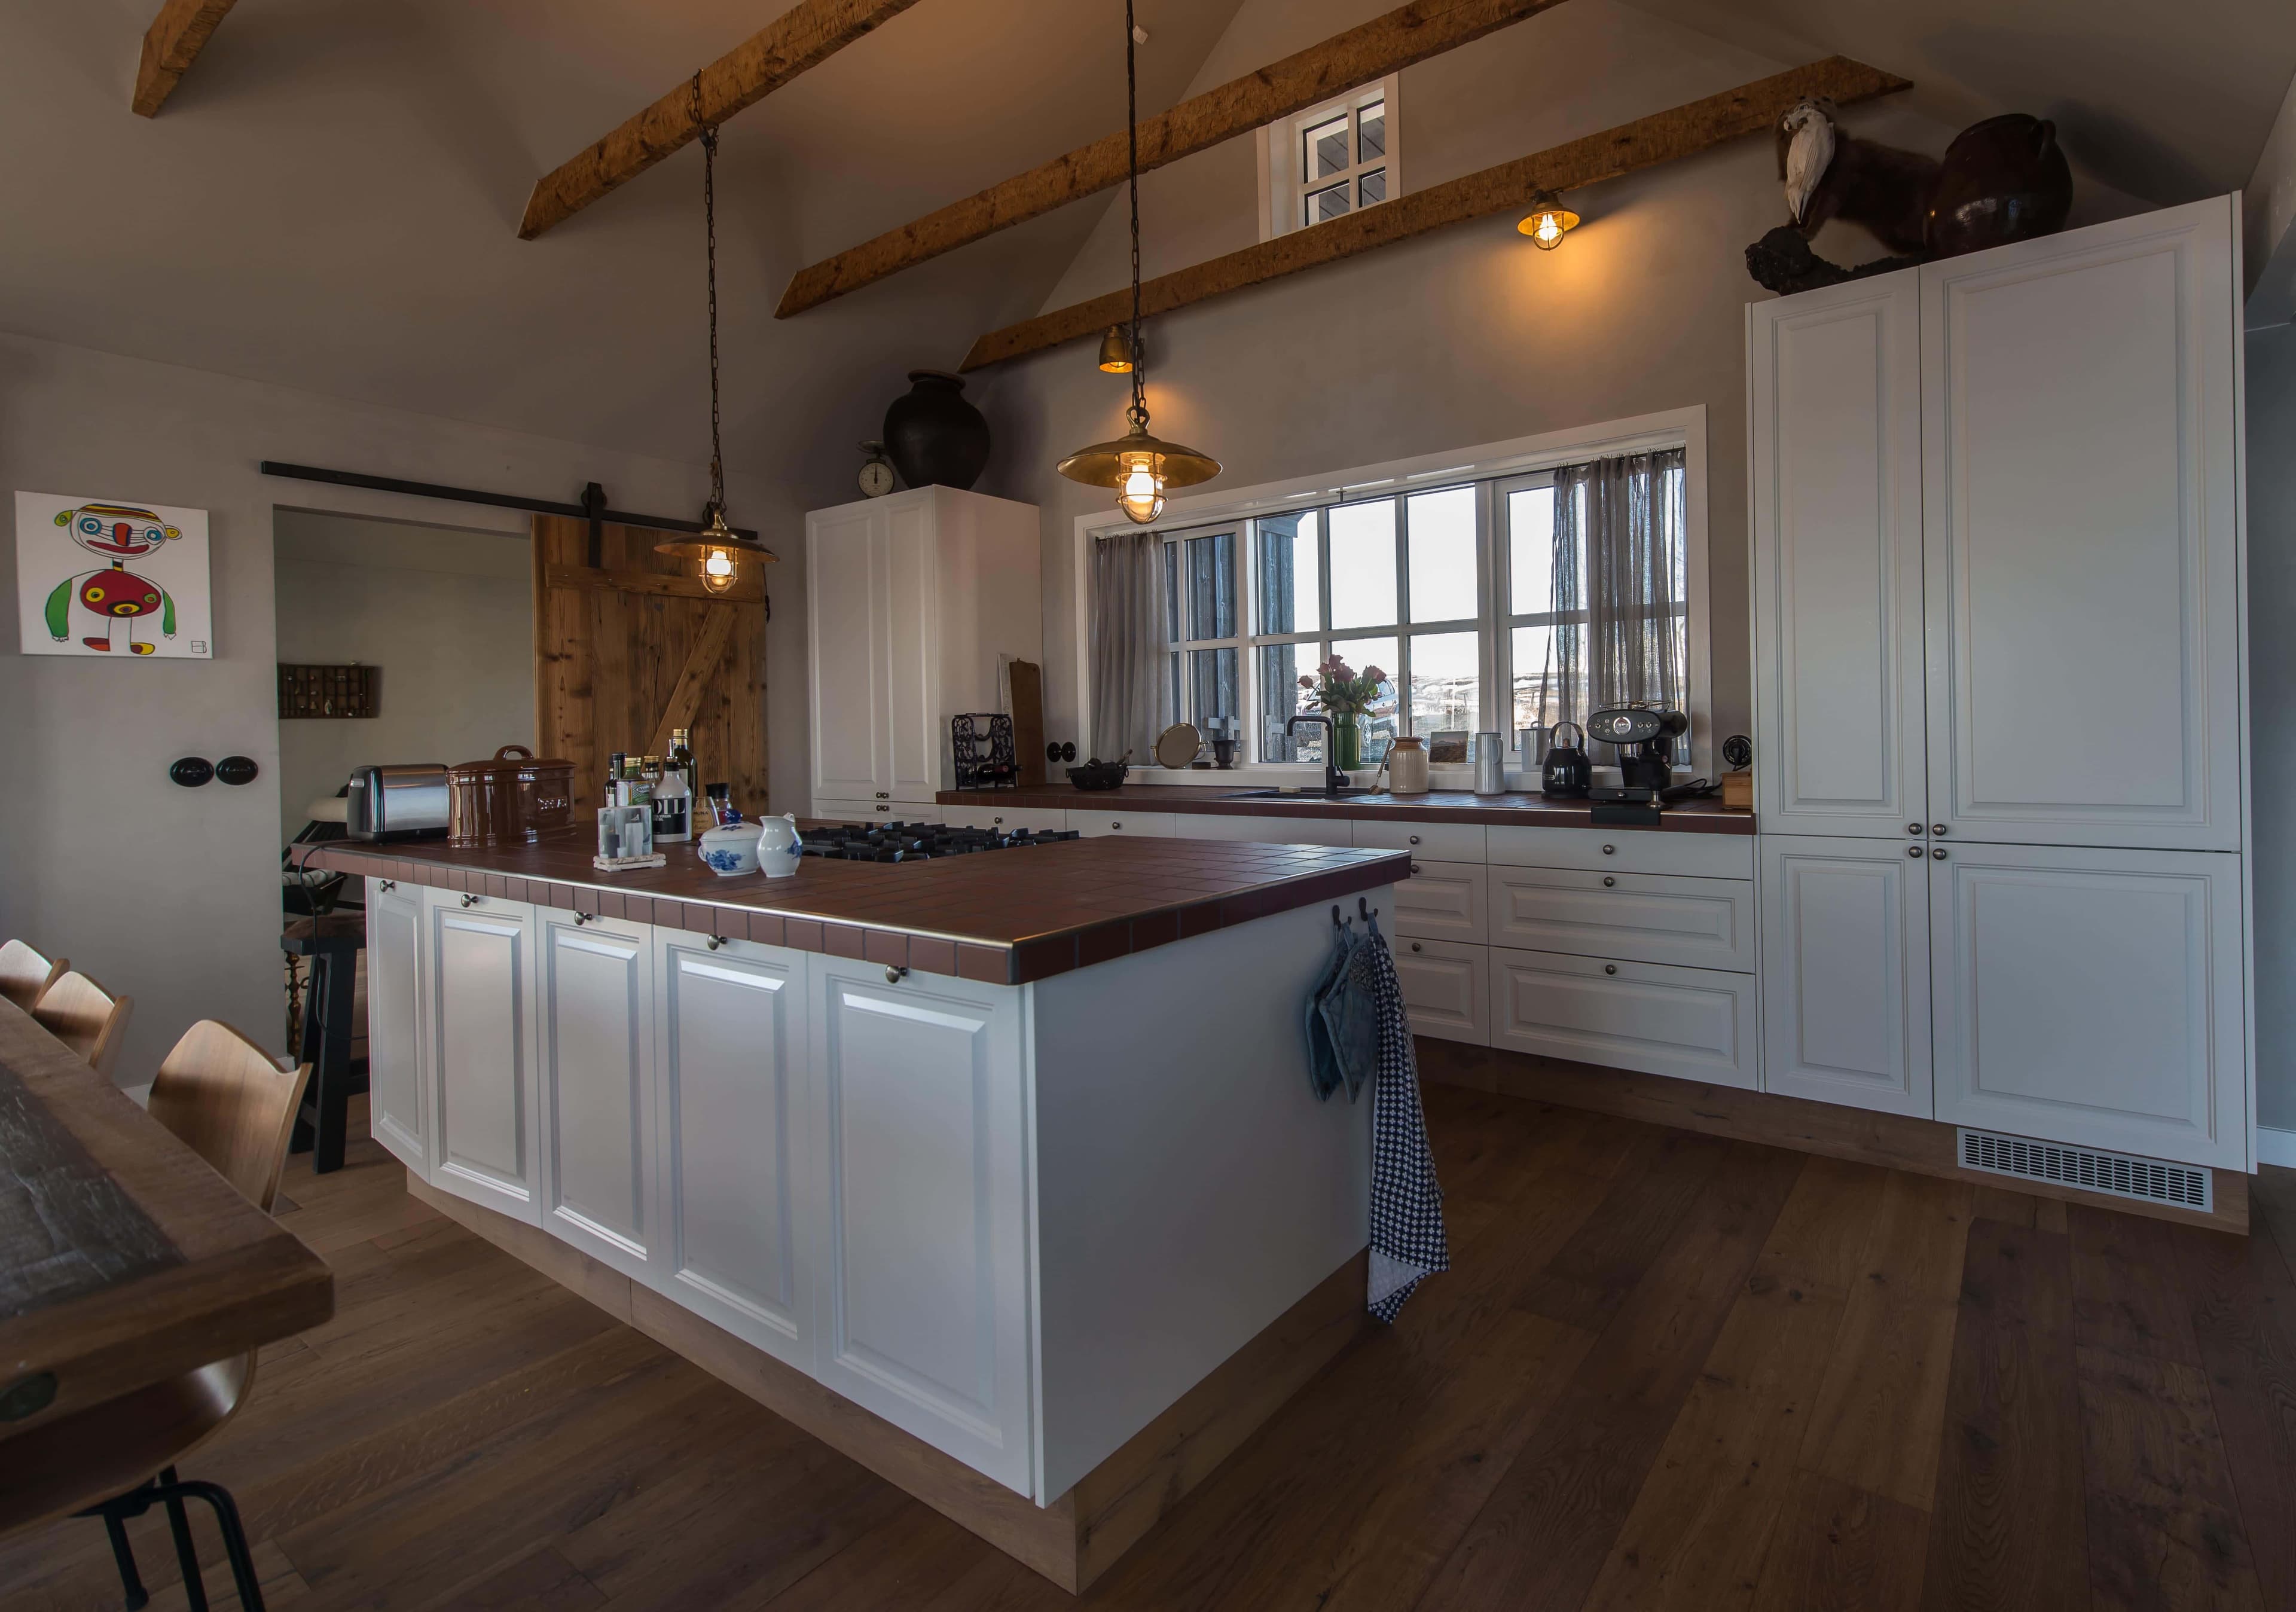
(1776, 99, 1938, 256)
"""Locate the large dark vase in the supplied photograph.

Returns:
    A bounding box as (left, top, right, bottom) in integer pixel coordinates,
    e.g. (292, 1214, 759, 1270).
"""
(1926, 114, 2072, 258)
(883, 370, 991, 491)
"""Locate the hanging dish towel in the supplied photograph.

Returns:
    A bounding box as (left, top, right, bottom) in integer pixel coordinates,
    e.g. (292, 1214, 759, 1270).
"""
(1360, 918, 1448, 1321)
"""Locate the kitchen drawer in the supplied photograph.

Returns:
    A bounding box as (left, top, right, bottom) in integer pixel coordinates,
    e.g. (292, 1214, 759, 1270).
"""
(1393, 859, 1488, 944)
(1486, 825, 1753, 880)
(1394, 937, 1490, 1046)
(815, 799, 945, 825)
(942, 806, 1070, 833)
(1066, 810, 1178, 838)
(1488, 866, 1754, 972)
(1174, 810, 1353, 846)
(1352, 819, 1486, 862)
(1489, 945, 1757, 1089)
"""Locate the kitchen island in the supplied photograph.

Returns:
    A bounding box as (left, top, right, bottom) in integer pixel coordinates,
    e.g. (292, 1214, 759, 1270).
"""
(301, 829, 1404, 1592)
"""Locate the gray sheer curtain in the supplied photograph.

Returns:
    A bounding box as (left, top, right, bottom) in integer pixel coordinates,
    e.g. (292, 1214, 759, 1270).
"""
(1543, 448, 1687, 729)
(1090, 530, 1173, 762)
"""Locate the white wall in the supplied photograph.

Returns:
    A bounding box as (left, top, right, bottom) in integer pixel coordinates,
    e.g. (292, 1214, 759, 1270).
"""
(0, 331, 802, 1081)
(271, 512, 535, 841)
(2247, 67, 2296, 325)
(2246, 322, 2296, 1140)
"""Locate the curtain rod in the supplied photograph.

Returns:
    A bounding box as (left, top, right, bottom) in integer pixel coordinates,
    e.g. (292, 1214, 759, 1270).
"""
(258, 462, 761, 541)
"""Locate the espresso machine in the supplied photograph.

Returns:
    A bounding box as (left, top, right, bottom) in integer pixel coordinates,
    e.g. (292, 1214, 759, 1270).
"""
(1586, 704, 1689, 799)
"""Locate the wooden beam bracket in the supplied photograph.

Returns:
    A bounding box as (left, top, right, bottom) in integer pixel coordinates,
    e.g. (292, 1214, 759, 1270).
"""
(135, 0, 242, 117)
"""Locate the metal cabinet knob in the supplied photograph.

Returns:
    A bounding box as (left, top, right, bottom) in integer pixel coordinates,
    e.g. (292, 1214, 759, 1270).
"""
(378, 879, 396, 892)
(1931, 823, 1947, 835)
(876, 804, 889, 813)
(1604, 963, 1619, 975)
(1907, 823, 1923, 835)
(574, 912, 593, 926)
(1111, 822, 1122, 830)
(875, 792, 889, 799)
(460, 894, 481, 908)
(993, 817, 1003, 825)
(1409, 862, 1422, 875)
(1931, 847, 1947, 859)
(1410, 942, 1423, 953)
(1602, 844, 1616, 855)
(1409, 835, 1421, 845)
(885, 965, 909, 984)
(1908, 845, 1925, 858)
(1602, 875, 1616, 887)
(707, 935, 727, 950)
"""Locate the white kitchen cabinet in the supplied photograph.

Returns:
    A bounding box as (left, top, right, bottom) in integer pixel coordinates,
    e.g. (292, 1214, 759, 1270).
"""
(1176, 810, 1353, 846)
(942, 805, 1070, 834)
(1758, 837, 1932, 1118)
(1067, 810, 1177, 838)
(535, 909, 655, 1280)
(1929, 843, 2246, 1169)
(808, 958, 1034, 1492)
(806, 486, 1041, 809)
(1485, 825, 1752, 880)
(422, 890, 539, 1224)
(1920, 197, 2242, 851)
(364, 877, 428, 1177)
(1747, 270, 1928, 838)
(814, 799, 945, 825)
(652, 932, 814, 1372)
(1490, 945, 1757, 1089)
(1393, 859, 1488, 944)
(1352, 818, 1486, 862)
(1394, 935, 1489, 1045)
(1488, 865, 1755, 974)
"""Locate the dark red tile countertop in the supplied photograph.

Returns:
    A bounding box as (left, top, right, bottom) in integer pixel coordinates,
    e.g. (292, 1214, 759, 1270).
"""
(938, 784, 1757, 834)
(300, 831, 1407, 985)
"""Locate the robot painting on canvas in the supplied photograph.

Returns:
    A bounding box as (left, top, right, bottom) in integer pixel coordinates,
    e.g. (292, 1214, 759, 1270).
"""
(44, 502, 181, 654)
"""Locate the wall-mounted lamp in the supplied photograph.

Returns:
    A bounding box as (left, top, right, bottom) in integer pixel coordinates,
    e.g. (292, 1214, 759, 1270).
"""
(1517, 190, 1580, 251)
(1097, 325, 1135, 373)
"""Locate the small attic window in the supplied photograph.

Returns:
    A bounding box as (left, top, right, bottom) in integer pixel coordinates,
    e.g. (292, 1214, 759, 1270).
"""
(1261, 78, 1399, 240)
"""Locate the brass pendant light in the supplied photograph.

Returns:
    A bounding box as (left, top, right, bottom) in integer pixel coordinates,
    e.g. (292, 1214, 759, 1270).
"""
(657, 74, 777, 591)
(1058, 0, 1218, 524)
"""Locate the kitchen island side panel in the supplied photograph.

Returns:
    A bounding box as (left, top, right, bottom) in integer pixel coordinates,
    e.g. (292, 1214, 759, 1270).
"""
(1027, 897, 1379, 1503)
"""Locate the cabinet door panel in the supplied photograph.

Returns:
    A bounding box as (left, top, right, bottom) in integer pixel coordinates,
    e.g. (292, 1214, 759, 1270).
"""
(810, 961, 1031, 1492)
(885, 499, 942, 802)
(365, 878, 428, 1176)
(1489, 946, 1756, 1089)
(427, 895, 538, 1223)
(944, 806, 1071, 834)
(1921, 197, 2239, 848)
(1750, 270, 1928, 836)
(538, 914, 652, 1275)
(1066, 811, 1177, 838)
(1394, 937, 1489, 1045)
(655, 936, 810, 1366)
(1394, 859, 1488, 943)
(1176, 811, 1354, 846)
(1930, 844, 2245, 1168)
(1759, 837, 1932, 1117)
(1488, 866, 1752, 972)
(808, 505, 887, 802)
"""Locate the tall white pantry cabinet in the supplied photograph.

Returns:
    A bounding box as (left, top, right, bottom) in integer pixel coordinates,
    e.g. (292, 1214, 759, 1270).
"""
(1748, 195, 2252, 1171)
(807, 485, 1042, 820)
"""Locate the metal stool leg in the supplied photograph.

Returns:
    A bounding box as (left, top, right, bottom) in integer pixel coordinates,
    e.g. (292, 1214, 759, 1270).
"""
(98, 1508, 149, 1611)
(179, 1479, 266, 1612)
(158, 1467, 210, 1612)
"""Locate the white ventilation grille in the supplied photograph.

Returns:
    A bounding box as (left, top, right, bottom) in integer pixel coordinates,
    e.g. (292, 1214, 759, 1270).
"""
(1958, 1128, 2211, 1213)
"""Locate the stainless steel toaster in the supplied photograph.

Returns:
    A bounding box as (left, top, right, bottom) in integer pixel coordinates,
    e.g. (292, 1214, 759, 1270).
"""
(344, 764, 450, 841)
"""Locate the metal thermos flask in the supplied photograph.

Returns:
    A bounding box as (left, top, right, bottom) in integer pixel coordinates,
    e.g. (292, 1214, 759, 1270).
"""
(1473, 731, 1506, 795)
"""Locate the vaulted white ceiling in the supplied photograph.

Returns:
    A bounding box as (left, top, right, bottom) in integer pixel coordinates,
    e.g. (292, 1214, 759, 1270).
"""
(2, 0, 2290, 508)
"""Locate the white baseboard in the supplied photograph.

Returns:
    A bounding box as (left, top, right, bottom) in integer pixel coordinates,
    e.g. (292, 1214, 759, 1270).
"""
(2258, 1126, 2296, 1170)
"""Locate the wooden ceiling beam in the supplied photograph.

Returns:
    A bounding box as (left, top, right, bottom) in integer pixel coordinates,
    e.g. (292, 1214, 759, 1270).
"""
(958, 56, 1910, 372)
(133, 0, 241, 117)
(519, 0, 925, 241)
(775, 0, 1573, 318)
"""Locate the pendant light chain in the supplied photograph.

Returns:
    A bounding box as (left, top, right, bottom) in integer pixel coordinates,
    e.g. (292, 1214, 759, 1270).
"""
(691, 72, 726, 520)
(1125, 0, 1148, 433)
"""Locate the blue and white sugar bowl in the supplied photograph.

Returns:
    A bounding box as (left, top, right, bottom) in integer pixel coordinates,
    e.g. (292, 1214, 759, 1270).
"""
(756, 813, 804, 878)
(698, 814, 761, 877)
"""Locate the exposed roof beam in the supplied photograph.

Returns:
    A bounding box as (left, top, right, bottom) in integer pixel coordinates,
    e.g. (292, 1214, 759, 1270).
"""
(519, 0, 925, 241)
(959, 56, 1910, 372)
(133, 0, 241, 117)
(776, 0, 1573, 318)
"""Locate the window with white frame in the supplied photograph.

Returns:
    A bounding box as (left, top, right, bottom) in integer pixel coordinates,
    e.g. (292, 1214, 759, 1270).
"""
(1260, 77, 1399, 240)
(1152, 454, 1693, 770)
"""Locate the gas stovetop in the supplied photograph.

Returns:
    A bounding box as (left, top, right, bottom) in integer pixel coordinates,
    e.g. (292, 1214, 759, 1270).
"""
(800, 820, 1082, 863)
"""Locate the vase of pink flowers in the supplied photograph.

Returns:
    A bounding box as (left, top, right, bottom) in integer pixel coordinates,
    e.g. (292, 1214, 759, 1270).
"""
(1298, 655, 1388, 773)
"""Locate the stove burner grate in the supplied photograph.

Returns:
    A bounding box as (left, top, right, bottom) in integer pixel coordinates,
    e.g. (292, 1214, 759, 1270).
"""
(800, 821, 1082, 863)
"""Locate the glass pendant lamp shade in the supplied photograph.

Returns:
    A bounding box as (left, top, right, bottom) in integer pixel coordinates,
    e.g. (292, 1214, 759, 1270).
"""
(1058, 422, 1220, 526)
(1517, 190, 1580, 250)
(655, 505, 777, 593)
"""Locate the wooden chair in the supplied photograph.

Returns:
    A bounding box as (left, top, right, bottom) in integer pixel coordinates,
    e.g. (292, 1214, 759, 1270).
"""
(30, 969, 133, 1081)
(0, 938, 65, 1012)
(0, 1022, 310, 1610)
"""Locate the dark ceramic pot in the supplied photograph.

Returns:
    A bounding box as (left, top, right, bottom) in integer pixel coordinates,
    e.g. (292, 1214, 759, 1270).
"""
(883, 370, 991, 491)
(1927, 114, 2072, 258)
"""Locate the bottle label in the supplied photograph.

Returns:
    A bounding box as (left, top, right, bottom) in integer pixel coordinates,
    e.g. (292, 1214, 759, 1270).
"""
(653, 793, 691, 842)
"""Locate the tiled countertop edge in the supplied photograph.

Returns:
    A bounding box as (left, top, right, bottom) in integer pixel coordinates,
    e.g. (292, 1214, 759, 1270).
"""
(306, 845, 1409, 985)
(935, 788, 1758, 834)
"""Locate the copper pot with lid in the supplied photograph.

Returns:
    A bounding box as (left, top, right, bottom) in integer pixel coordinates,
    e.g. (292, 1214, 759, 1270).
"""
(447, 744, 575, 847)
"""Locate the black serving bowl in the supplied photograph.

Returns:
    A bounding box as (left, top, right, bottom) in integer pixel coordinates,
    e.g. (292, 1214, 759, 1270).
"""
(1066, 760, 1130, 791)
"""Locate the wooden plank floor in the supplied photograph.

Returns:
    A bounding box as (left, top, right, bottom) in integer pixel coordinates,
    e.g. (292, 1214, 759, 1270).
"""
(7, 1088, 2295, 1611)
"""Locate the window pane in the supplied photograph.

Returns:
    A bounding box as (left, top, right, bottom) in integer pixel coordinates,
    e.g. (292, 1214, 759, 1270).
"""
(1187, 647, 1238, 741)
(1305, 114, 1350, 180)
(1259, 643, 1321, 762)
(1409, 631, 1479, 738)
(1254, 511, 1320, 634)
(1184, 530, 1235, 640)
(1307, 181, 1351, 225)
(1329, 636, 1399, 763)
(1406, 486, 1476, 622)
(1508, 485, 1557, 616)
(1328, 500, 1397, 629)
(1512, 623, 1586, 731)
(1358, 100, 1386, 162)
(1358, 167, 1386, 207)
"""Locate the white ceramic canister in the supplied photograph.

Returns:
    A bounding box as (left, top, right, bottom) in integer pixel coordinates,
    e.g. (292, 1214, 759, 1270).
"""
(1387, 734, 1430, 794)
(698, 816, 761, 877)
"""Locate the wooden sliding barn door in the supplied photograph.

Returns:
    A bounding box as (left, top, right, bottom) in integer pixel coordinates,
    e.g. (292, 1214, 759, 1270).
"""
(532, 516, 768, 813)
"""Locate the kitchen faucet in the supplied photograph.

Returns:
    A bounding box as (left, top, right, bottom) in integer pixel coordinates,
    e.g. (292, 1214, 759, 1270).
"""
(1286, 713, 1350, 798)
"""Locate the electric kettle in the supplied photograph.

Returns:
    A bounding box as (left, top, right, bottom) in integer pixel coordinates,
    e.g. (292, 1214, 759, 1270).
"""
(1541, 721, 1592, 799)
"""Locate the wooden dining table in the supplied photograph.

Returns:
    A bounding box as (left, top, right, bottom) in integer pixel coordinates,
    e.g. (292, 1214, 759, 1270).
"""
(0, 996, 334, 1443)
